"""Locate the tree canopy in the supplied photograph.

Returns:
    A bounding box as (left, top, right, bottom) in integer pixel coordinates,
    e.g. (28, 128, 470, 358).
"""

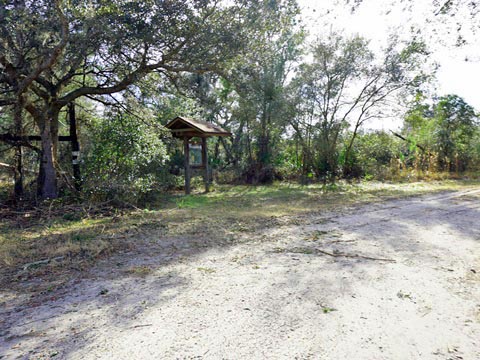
(0, 0, 479, 202)
(0, 0, 287, 198)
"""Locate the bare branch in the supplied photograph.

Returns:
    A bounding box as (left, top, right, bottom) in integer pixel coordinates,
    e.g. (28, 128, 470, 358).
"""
(17, 0, 69, 95)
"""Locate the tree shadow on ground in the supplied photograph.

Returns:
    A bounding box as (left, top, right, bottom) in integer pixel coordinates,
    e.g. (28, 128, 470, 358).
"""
(1, 189, 479, 358)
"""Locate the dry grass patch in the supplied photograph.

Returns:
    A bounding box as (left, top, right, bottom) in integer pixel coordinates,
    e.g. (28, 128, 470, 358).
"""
(1, 179, 479, 286)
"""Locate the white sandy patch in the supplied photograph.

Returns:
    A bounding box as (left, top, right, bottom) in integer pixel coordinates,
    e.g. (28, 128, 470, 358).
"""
(1, 189, 479, 359)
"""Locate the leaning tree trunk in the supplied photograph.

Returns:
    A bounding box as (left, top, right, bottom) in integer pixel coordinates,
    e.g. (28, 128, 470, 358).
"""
(37, 110, 59, 199)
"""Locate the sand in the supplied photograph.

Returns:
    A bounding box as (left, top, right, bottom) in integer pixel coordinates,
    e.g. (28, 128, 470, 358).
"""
(1, 189, 479, 359)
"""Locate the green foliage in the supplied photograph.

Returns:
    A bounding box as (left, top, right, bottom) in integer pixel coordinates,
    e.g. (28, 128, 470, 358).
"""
(221, 0, 304, 182)
(288, 32, 427, 182)
(1, 0, 285, 199)
(275, 141, 303, 179)
(83, 111, 171, 202)
(434, 94, 478, 171)
(1, 0, 479, 200)
(403, 93, 479, 173)
(350, 131, 403, 180)
(470, 130, 480, 171)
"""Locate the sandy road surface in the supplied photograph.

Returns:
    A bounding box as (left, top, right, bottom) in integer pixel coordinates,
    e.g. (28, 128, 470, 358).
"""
(1, 189, 480, 359)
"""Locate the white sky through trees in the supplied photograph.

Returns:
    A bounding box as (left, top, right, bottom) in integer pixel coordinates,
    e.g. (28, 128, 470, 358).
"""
(297, 0, 480, 129)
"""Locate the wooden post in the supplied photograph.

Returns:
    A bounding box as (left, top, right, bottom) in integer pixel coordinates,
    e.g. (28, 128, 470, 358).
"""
(184, 136, 191, 194)
(202, 137, 209, 193)
(68, 103, 82, 191)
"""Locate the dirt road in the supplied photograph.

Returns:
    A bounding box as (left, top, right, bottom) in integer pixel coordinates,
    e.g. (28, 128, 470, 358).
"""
(1, 189, 479, 359)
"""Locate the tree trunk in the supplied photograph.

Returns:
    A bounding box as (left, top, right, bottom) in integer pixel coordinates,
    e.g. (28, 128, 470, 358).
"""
(258, 133, 269, 165)
(13, 98, 24, 199)
(14, 146, 23, 198)
(37, 110, 59, 199)
(68, 103, 82, 191)
(343, 124, 360, 178)
(257, 102, 271, 166)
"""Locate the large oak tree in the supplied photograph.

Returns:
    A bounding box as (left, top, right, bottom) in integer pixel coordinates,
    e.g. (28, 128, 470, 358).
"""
(0, 0, 269, 198)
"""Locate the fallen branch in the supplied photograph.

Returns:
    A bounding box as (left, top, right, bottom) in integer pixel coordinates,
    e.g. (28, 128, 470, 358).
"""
(314, 248, 396, 262)
(130, 324, 153, 329)
(327, 239, 356, 244)
(22, 256, 65, 271)
(0, 161, 15, 171)
(0, 161, 36, 174)
(289, 247, 395, 263)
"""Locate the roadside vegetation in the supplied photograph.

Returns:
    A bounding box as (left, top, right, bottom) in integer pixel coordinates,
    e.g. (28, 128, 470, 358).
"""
(1, 2, 479, 358)
(1, 1, 479, 202)
(0, 1, 479, 287)
(2, 179, 479, 287)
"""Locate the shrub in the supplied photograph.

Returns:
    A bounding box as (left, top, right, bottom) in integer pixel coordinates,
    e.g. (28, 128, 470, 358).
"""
(82, 112, 172, 203)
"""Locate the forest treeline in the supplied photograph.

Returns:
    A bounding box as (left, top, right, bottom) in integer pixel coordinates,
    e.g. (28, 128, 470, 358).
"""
(1, 0, 479, 204)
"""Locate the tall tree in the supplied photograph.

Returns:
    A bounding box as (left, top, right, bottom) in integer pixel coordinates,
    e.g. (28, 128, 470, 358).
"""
(222, 0, 303, 183)
(402, 93, 479, 172)
(434, 94, 478, 171)
(288, 33, 427, 181)
(0, 0, 268, 199)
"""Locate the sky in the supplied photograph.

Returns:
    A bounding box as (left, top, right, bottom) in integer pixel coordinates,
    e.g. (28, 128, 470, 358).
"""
(297, 0, 480, 129)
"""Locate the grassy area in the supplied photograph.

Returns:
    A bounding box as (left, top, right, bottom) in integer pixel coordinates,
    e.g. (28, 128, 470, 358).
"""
(1, 179, 479, 284)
